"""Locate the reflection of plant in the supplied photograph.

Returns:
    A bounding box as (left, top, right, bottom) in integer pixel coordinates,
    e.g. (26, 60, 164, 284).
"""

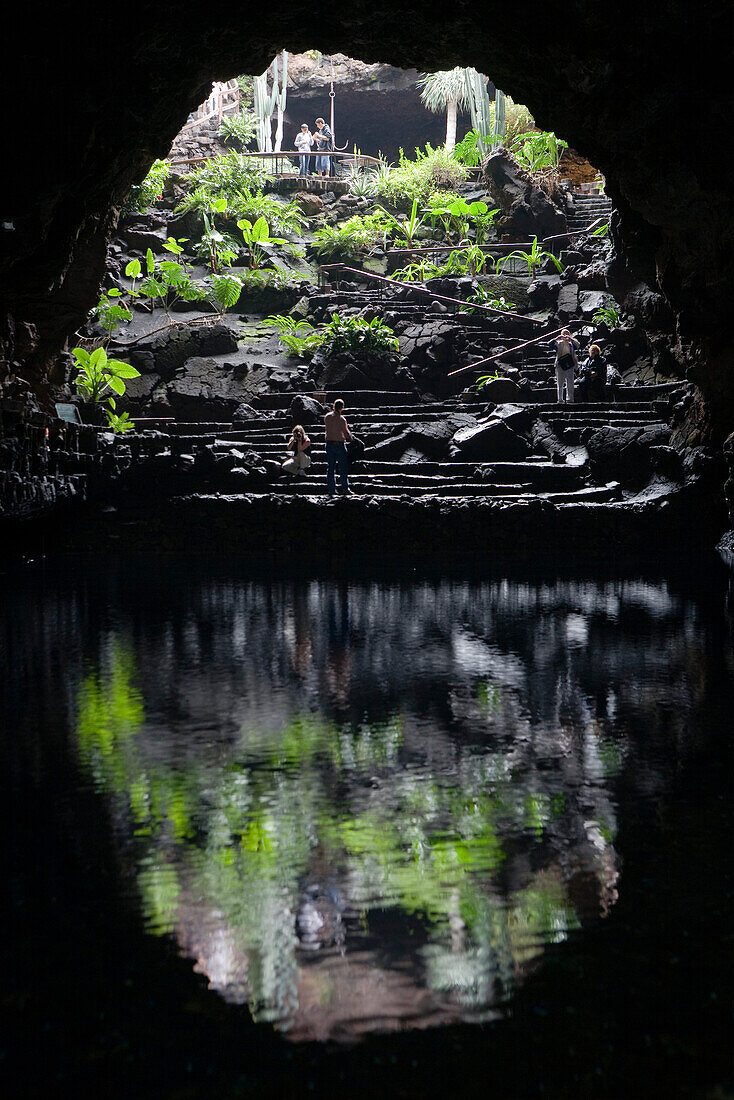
(497, 236, 563, 277)
(72, 630, 613, 1033)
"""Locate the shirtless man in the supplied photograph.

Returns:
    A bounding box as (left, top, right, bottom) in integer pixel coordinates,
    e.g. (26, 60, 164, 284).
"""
(324, 398, 353, 495)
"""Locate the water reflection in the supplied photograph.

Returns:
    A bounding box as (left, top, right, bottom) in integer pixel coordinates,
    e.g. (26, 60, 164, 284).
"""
(62, 575, 711, 1041)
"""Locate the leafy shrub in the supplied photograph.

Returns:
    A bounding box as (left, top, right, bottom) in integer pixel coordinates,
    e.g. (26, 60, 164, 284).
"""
(592, 303, 620, 327)
(313, 211, 389, 262)
(219, 111, 257, 149)
(122, 159, 170, 216)
(262, 312, 399, 361)
(320, 314, 399, 359)
(509, 130, 568, 174)
(262, 315, 324, 358)
(181, 152, 267, 205)
(229, 190, 304, 235)
(373, 145, 467, 210)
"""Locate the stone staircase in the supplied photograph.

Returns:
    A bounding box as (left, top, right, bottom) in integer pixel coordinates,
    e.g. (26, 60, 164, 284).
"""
(163, 391, 672, 504)
(566, 194, 613, 235)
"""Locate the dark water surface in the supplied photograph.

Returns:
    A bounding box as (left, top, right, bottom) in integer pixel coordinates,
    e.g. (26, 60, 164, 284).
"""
(3, 555, 734, 1096)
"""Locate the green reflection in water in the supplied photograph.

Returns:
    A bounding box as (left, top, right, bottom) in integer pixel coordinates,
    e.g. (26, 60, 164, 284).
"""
(74, 639, 597, 1030)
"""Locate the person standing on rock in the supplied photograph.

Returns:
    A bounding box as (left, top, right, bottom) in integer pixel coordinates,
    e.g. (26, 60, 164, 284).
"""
(282, 424, 312, 476)
(313, 117, 333, 177)
(324, 399, 353, 495)
(551, 328, 580, 404)
(294, 124, 313, 177)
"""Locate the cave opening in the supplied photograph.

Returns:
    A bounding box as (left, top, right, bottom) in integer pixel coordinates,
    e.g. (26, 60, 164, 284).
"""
(2, 7, 734, 1095)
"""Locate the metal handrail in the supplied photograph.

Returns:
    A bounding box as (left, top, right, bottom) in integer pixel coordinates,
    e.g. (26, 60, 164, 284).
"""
(318, 264, 541, 324)
(447, 322, 584, 378)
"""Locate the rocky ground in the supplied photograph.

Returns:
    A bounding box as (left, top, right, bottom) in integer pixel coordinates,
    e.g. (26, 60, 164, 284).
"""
(1, 143, 729, 553)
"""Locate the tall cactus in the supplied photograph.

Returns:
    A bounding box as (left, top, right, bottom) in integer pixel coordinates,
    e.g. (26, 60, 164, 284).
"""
(493, 89, 506, 149)
(464, 70, 506, 157)
(254, 51, 288, 153)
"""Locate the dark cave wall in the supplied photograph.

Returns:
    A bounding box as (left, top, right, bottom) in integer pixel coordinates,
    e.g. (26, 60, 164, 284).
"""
(2, 1, 733, 427)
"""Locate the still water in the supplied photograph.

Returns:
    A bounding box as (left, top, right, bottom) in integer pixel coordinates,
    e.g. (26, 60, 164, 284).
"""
(4, 557, 734, 1053)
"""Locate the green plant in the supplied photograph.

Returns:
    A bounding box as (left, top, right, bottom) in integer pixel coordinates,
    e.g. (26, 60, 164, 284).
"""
(320, 313, 399, 359)
(497, 236, 564, 277)
(461, 286, 516, 313)
(254, 51, 288, 152)
(346, 166, 378, 198)
(262, 315, 324, 357)
(199, 203, 239, 272)
(72, 346, 140, 404)
(181, 153, 267, 206)
(376, 198, 425, 249)
(208, 273, 244, 316)
(105, 398, 136, 433)
(425, 197, 496, 245)
(312, 211, 389, 262)
(229, 190, 304, 234)
(237, 215, 288, 269)
(373, 145, 467, 210)
(219, 111, 257, 149)
(592, 303, 620, 327)
(509, 130, 568, 174)
(93, 289, 133, 341)
(122, 159, 170, 216)
(451, 130, 485, 167)
(476, 370, 501, 388)
(134, 240, 207, 318)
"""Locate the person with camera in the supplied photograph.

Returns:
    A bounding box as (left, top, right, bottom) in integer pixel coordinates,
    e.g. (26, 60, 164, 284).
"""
(282, 424, 312, 476)
(551, 328, 580, 404)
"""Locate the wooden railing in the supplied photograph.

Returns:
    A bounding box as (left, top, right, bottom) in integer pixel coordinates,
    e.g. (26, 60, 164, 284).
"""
(180, 79, 241, 132)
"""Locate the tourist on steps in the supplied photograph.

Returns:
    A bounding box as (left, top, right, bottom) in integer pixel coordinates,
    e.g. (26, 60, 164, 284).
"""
(324, 399, 353, 495)
(551, 328, 580, 404)
(313, 117, 333, 177)
(294, 124, 313, 177)
(282, 424, 312, 476)
(576, 344, 607, 402)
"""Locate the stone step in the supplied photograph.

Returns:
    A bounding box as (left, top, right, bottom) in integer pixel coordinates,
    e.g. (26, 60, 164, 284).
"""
(186, 481, 620, 503)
